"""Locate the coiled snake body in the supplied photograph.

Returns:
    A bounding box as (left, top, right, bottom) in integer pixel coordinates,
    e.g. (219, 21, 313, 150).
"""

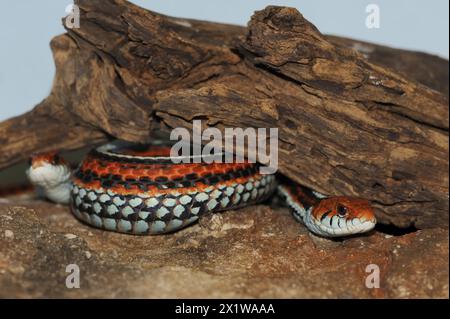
(27, 141, 376, 237)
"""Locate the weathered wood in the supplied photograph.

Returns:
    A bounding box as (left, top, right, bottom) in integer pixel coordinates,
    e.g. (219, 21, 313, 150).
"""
(0, 0, 448, 229)
(327, 36, 449, 99)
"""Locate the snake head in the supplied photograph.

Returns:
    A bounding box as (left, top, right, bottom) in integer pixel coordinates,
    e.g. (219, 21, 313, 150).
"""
(29, 151, 65, 168)
(26, 152, 71, 189)
(307, 197, 377, 237)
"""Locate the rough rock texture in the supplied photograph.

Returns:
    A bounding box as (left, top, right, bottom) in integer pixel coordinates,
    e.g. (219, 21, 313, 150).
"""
(1, 194, 447, 298)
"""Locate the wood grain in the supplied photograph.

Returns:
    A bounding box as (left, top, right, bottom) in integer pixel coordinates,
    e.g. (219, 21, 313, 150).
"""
(0, 0, 448, 228)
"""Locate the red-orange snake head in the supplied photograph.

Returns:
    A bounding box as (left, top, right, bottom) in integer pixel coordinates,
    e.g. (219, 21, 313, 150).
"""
(26, 152, 72, 204)
(307, 197, 377, 237)
(278, 185, 376, 237)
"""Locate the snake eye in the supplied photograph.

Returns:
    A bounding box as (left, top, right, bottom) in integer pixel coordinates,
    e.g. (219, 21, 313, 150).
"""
(337, 204, 348, 217)
(52, 154, 61, 165)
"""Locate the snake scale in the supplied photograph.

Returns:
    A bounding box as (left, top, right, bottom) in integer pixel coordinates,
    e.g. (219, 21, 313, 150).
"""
(26, 141, 376, 237)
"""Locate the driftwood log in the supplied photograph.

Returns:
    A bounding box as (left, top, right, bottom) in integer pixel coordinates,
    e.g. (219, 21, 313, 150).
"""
(0, 0, 448, 229)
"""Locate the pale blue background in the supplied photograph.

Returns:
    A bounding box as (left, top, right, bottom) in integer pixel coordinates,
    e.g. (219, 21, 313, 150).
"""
(0, 0, 448, 122)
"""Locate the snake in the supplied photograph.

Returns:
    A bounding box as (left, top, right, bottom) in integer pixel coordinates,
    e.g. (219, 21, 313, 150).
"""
(26, 140, 376, 237)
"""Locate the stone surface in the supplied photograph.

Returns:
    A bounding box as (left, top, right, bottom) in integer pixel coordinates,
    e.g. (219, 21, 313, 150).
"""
(0, 194, 448, 298)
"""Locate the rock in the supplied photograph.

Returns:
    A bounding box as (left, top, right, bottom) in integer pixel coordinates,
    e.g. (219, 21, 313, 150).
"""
(64, 233, 77, 240)
(4, 229, 14, 239)
(0, 195, 448, 298)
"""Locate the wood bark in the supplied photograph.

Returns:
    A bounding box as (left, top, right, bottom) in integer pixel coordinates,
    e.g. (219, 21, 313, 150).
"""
(0, 0, 448, 229)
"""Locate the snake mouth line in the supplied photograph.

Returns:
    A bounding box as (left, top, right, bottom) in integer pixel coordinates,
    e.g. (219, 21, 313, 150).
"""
(311, 216, 376, 236)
